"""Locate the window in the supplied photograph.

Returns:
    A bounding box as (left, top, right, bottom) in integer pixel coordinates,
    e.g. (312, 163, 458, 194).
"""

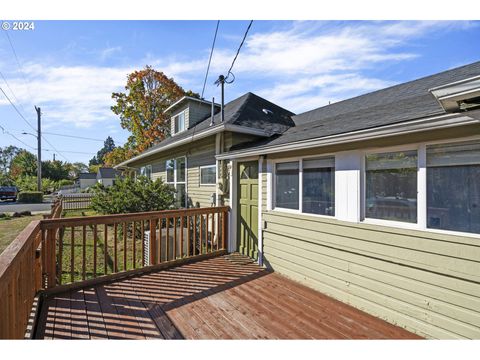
(427, 140, 480, 234)
(275, 162, 299, 210)
(140, 165, 152, 179)
(200, 165, 216, 185)
(174, 112, 185, 134)
(303, 158, 335, 216)
(365, 150, 417, 223)
(165, 157, 187, 207)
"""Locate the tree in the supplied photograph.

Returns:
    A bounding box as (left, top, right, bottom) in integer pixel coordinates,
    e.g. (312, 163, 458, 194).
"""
(0, 145, 21, 174)
(103, 144, 136, 167)
(89, 136, 116, 166)
(41, 160, 70, 181)
(68, 162, 89, 179)
(10, 150, 37, 179)
(111, 66, 197, 153)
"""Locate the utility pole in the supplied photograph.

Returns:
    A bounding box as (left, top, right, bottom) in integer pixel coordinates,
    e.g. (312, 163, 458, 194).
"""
(214, 75, 225, 122)
(53, 153, 56, 161)
(35, 106, 42, 192)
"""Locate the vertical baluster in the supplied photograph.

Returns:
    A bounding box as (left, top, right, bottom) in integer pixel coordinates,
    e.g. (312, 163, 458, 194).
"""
(166, 217, 170, 262)
(206, 213, 210, 254)
(180, 215, 184, 259)
(114, 223, 118, 272)
(158, 217, 162, 263)
(104, 224, 108, 276)
(93, 224, 97, 278)
(57, 226, 63, 285)
(149, 219, 157, 265)
(123, 222, 127, 271)
(173, 217, 177, 260)
(211, 212, 216, 252)
(217, 211, 220, 251)
(133, 221, 136, 269)
(187, 215, 191, 257)
(70, 226, 74, 283)
(82, 225, 86, 280)
(193, 215, 197, 256)
(200, 214, 204, 255)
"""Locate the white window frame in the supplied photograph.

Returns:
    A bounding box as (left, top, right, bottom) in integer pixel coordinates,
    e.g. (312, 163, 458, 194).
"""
(362, 144, 420, 229)
(174, 111, 185, 134)
(199, 165, 216, 186)
(360, 137, 480, 238)
(272, 154, 336, 219)
(165, 156, 187, 208)
(140, 164, 152, 180)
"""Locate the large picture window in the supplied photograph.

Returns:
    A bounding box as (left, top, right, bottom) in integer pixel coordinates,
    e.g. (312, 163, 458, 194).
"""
(166, 156, 187, 207)
(303, 158, 335, 216)
(275, 162, 299, 210)
(427, 140, 480, 234)
(365, 150, 417, 223)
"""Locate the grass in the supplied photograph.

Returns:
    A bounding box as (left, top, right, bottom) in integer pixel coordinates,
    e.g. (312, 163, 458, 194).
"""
(0, 215, 43, 255)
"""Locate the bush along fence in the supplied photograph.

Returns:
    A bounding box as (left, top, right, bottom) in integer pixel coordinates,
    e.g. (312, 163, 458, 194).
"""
(60, 194, 93, 211)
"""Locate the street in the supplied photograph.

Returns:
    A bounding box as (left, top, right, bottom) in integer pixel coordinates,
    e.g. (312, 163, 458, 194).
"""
(0, 200, 53, 213)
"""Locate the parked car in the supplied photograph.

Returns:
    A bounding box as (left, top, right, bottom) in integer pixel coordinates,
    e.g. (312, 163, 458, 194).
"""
(0, 186, 18, 202)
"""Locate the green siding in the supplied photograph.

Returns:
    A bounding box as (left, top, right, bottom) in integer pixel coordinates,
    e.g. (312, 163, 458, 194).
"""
(262, 211, 480, 339)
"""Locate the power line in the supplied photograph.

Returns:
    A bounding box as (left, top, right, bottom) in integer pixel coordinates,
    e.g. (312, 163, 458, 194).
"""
(4, 30, 34, 100)
(224, 20, 253, 84)
(43, 149, 96, 155)
(0, 124, 36, 150)
(41, 131, 105, 142)
(0, 86, 37, 132)
(41, 134, 70, 162)
(201, 20, 220, 100)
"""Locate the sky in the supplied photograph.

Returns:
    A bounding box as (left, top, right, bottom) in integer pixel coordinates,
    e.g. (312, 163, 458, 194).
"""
(0, 20, 479, 164)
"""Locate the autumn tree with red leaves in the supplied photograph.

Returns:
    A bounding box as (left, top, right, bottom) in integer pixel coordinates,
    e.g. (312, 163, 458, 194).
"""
(105, 66, 198, 166)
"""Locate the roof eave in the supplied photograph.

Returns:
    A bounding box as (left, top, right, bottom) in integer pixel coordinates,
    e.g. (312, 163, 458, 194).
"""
(216, 112, 479, 160)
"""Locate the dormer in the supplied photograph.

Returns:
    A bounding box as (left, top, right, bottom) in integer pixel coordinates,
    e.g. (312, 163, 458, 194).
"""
(164, 96, 221, 136)
(430, 75, 480, 112)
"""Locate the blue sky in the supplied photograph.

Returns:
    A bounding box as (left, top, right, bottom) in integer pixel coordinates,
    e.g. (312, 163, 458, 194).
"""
(0, 20, 479, 164)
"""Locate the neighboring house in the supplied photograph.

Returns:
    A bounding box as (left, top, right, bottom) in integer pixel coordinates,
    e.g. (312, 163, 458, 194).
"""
(76, 173, 97, 189)
(97, 167, 122, 187)
(117, 61, 480, 339)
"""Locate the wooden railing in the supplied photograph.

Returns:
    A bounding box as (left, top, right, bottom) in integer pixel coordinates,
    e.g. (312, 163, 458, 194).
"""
(61, 193, 93, 211)
(0, 206, 229, 338)
(0, 221, 43, 339)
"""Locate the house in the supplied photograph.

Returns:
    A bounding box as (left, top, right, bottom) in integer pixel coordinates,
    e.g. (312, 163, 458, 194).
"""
(76, 172, 97, 189)
(116, 61, 480, 339)
(96, 167, 122, 187)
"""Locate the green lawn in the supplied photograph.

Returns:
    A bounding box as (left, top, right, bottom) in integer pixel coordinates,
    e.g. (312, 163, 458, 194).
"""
(0, 215, 43, 255)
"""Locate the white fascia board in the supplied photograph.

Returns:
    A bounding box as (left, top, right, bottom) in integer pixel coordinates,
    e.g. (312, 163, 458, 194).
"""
(163, 96, 221, 114)
(216, 113, 479, 160)
(115, 124, 270, 168)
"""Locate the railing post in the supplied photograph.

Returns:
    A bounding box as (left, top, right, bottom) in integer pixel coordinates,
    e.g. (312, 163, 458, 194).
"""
(46, 228, 57, 288)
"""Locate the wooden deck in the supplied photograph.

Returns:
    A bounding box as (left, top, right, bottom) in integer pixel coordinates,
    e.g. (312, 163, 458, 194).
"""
(34, 254, 421, 339)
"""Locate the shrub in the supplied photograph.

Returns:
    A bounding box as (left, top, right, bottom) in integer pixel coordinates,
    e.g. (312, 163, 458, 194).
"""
(18, 191, 43, 203)
(58, 179, 74, 187)
(91, 176, 176, 215)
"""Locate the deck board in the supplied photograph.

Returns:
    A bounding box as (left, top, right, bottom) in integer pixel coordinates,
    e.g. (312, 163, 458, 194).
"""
(35, 254, 421, 339)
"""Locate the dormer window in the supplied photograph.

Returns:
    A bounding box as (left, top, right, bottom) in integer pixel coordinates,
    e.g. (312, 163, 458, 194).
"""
(174, 111, 185, 134)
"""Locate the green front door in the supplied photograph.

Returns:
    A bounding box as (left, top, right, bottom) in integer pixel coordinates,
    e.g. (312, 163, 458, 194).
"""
(237, 161, 259, 260)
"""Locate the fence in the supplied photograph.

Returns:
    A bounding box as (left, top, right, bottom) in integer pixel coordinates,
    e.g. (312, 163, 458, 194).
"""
(61, 194, 93, 211)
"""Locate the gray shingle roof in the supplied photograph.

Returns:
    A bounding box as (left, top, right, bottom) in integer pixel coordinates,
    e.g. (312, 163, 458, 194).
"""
(229, 61, 480, 152)
(143, 92, 295, 153)
(78, 173, 97, 180)
(97, 167, 121, 179)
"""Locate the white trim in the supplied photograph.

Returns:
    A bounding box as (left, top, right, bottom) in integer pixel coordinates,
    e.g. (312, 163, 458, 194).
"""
(173, 110, 186, 135)
(163, 95, 220, 114)
(229, 160, 237, 253)
(417, 143, 427, 229)
(216, 112, 479, 160)
(165, 156, 187, 208)
(258, 156, 263, 266)
(266, 160, 273, 211)
(199, 165, 217, 186)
